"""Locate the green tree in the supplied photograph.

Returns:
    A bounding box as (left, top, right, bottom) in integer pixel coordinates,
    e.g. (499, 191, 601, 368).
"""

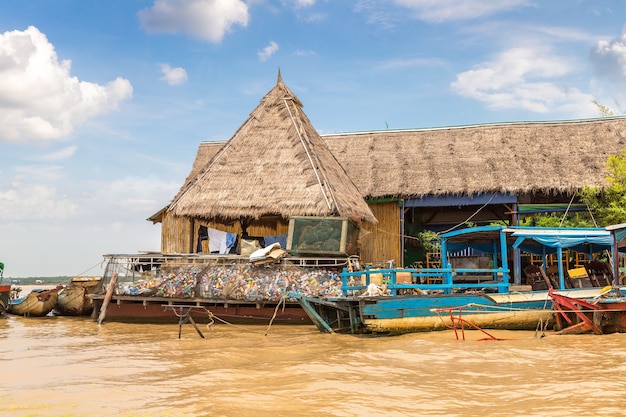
(579, 149, 626, 226)
(519, 212, 595, 228)
(593, 99, 625, 117)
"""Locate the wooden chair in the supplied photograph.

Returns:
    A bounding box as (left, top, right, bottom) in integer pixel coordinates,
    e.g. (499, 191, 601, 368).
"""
(567, 267, 593, 288)
(523, 265, 555, 290)
(584, 261, 613, 287)
(546, 265, 573, 289)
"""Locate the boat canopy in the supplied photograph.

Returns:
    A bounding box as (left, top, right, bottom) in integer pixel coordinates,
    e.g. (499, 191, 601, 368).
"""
(441, 224, 626, 285)
(509, 228, 613, 255)
(442, 225, 509, 254)
(442, 226, 620, 256)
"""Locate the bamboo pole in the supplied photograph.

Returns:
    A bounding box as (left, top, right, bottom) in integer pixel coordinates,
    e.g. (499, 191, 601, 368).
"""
(97, 273, 118, 325)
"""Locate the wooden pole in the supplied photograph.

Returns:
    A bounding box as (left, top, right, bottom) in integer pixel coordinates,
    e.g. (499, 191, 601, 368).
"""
(188, 314, 205, 338)
(97, 272, 118, 325)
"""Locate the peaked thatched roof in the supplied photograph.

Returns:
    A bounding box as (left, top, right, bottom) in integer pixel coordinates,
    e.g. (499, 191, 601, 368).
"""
(168, 73, 377, 226)
(148, 141, 224, 223)
(323, 117, 626, 199)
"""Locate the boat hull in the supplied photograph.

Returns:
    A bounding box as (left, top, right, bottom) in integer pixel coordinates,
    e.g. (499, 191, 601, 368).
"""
(0, 285, 10, 314)
(56, 277, 101, 316)
(298, 288, 607, 335)
(91, 295, 312, 324)
(595, 299, 626, 333)
(9, 289, 59, 317)
(363, 309, 554, 333)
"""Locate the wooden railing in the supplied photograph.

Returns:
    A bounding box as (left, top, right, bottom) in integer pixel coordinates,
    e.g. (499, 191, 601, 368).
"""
(339, 265, 511, 296)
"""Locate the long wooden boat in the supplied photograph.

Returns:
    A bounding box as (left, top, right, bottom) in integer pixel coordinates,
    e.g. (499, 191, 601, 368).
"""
(9, 288, 59, 317)
(56, 276, 102, 316)
(293, 224, 626, 335)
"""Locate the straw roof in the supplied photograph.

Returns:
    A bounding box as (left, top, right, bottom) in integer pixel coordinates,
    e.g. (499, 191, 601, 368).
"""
(168, 72, 377, 226)
(147, 141, 224, 223)
(323, 117, 626, 199)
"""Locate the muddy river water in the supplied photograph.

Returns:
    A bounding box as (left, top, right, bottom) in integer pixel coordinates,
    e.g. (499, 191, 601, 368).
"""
(2, 307, 626, 417)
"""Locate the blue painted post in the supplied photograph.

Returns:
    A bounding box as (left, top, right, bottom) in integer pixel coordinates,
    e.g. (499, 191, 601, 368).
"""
(557, 248, 565, 289)
(341, 267, 348, 296)
(499, 228, 510, 290)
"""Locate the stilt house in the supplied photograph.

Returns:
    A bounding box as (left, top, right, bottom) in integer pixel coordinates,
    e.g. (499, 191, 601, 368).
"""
(152, 72, 377, 257)
(151, 74, 626, 267)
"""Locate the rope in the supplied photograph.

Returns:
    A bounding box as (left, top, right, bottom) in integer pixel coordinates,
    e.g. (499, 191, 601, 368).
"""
(203, 301, 287, 336)
(264, 296, 286, 336)
(558, 194, 577, 227)
(534, 318, 550, 338)
(58, 260, 104, 287)
(72, 260, 104, 277)
(284, 98, 334, 211)
(440, 193, 498, 234)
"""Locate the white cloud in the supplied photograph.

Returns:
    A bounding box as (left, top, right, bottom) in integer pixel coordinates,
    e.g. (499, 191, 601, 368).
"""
(451, 47, 596, 116)
(258, 41, 279, 62)
(281, 0, 315, 8)
(138, 0, 249, 43)
(94, 175, 181, 215)
(590, 24, 626, 86)
(159, 64, 188, 86)
(0, 176, 77, 221)
(0, 26, 133, 143)
(33, 146, 78, 161)
(392, 0, 532, 22)
(375, 57, 447, 71)
(295, 49, 317, 57)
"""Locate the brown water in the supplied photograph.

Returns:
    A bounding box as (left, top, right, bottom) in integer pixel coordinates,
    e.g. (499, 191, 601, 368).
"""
(2, 310, 626, 416)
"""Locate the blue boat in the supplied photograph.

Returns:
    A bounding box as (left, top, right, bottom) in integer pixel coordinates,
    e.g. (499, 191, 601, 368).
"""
(294, 224, 626, 334)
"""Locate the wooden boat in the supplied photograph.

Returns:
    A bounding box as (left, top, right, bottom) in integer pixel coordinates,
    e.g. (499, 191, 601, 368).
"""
(56, 276, 101, 316)
(550, 287, 626, 334)
(294, 224, 626, 335)
(0, 285, 10, 315)
(9, 288, 59, 317)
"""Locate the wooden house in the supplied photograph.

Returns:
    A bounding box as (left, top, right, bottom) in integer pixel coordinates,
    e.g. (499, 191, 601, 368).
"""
(149, 72, 377, 255)
(325, 118, 626, 265)
(150, 74, 626, 267)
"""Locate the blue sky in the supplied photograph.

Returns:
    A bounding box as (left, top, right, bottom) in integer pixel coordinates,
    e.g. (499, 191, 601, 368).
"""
(1, 0, 626, 277)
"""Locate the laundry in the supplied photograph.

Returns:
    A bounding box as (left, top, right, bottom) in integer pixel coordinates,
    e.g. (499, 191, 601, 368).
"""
(207, 227, 237, 254)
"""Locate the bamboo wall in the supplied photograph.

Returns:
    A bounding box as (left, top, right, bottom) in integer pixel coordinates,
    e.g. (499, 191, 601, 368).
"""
(360, 201, 401, 266)
(160, 210, 193, 253)
(160, 210, 289, 254)
(160, 205, 400, 264)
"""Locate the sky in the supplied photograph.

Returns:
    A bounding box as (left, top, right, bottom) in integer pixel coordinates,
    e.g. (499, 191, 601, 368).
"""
(1, 0, 626, 277)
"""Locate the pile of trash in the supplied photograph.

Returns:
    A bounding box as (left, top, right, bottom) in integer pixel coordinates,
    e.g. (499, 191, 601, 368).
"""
(115, 263, 343, 301)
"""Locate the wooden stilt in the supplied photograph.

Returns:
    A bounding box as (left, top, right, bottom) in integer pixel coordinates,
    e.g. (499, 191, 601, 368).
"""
(188, 315, 205, 338)
(97, 273, 118, 325)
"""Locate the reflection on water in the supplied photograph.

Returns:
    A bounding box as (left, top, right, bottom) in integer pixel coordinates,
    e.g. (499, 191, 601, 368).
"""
(2, 314, 626, 417)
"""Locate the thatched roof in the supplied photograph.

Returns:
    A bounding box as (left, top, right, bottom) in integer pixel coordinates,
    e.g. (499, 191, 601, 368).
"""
(168, 72, 377, 226)
(323, 117, 626, 199)
(147, 141, 224, 223)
